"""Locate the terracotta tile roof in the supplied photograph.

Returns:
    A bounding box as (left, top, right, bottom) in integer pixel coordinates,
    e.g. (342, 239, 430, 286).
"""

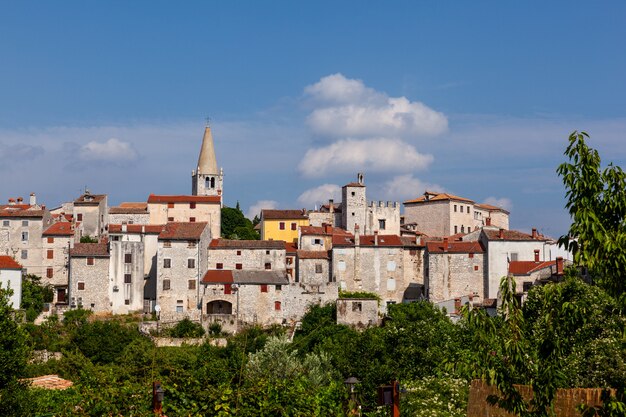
(426, 241, 485, 254)
(399, 236, 425, 247)
(343, 182, 365, 188)
(0, 207, 46, 218)
(333, 234, 404, 247)
(0, 256, 22, 269)
(0, 204, 31, 210)
(509, 260, 555, 275)
(483, 229, 546, 241)
(261, 209, 308, 220)
(147, 194, 221, 204)
(43, 222, 74, 236)
(297, 250, 330, 259)
(202, 270, 289, 285)
(119, 202, 148, 209)
(70, 243, 109, 257)
(404, 192, 474, 205)
(208, 239, 286, 250)
(25, 375, 73, 390)
(109, 207, 148, 214)
(320, 203, 342, 213)
(109, 224, 165, 234)
(74, 194, 106, 205)
(300, 225, 352, 236)
(284, 242, 298, 255)
(158, 222, 208, 240)
(474, 203, 510, 214)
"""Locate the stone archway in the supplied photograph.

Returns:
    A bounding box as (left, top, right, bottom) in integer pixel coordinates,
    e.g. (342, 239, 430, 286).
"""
(206, 300, 232, 315)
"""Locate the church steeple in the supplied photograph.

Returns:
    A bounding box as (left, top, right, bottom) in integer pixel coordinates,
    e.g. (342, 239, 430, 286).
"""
(192, 125, 223, 198)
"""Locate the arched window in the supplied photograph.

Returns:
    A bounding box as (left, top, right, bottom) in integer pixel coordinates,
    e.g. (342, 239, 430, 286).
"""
(210, 177, 215, 188)
(205, 177, 210, 188)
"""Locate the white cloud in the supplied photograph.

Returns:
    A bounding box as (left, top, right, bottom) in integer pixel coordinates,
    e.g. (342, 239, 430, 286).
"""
(378, 174, 444, 202)
(79, 138, 138, 163)
(297, 184, 341, 208)
(483, 197, 513, 211)
(304, 73, 448, 138)
(298, 137, 433, 178)
(246, 200, 278, 219)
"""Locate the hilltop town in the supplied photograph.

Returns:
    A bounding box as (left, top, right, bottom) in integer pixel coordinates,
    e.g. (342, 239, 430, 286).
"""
(0, 126, 572, 329)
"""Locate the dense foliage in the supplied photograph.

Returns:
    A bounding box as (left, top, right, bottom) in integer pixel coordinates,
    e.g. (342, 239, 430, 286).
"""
(221, 203, 259, 240)
(21, 274, 54, 322)
(79, 235, 98, 243)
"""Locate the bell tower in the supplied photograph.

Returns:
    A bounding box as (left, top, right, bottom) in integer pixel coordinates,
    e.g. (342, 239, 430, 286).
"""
(192, 125, 223, 198)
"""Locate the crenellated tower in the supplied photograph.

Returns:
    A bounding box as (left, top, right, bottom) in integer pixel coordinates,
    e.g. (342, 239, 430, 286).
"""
(192, 125, 223, 199)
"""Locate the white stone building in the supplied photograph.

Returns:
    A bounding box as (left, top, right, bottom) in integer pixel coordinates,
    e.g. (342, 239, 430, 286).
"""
(73, 193, 108, 238)
(42, 221, 77, 304)
(68, 243, 110, 312)
(0, 256, 23, 308)
(147, 195, 221, 238)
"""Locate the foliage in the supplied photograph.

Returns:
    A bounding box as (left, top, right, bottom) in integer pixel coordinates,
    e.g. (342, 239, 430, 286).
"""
(557, 131, 626, 302)
(71, 319, 142, 364)
(399, 376, 469, 417)
(167, 318, 205, 338)
(338, 290, 381, 300)
(221, 205, 259, 240)
(80, 235, 98, 243)
(21, 274, 53, 322)
(62, 307, 92, 328)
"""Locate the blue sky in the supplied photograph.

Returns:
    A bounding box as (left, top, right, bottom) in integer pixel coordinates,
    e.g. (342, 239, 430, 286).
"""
(1, 1, 625, 237)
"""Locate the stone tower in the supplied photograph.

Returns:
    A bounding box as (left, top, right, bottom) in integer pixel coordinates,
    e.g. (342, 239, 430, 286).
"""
(192, 125, 223, 198)
(342, 173, 367, 234)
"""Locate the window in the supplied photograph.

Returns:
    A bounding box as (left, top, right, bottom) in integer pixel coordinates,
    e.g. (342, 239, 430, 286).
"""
(274, 301, 281, 311)
(124, 274, 132, 283)
(210, 177, 215, 188)
(163, 258, 171, 268)
(224, 284, 232, 294)
(387, 261, 396, 271)
(188, 258, 195, 269)
(77, 213, 83, 221)
(189, 217, 196, 222)
(467, 206, 471, 213)
(21, 250, 27, 259)
(469, 252, 474, 259)
(474, 265, 479, 271)
(87, 257, 94, 266)
(47, 237, 54, 244)
(315, 264, 323, 273)
(454, 226, 458, 234)
(352, 302, 362, 312)
(163, 240, 171, 248)
(387, 277, 396, 291)
(523, 281, 533, 292)
(337, 260, 346, 271)
(286, 257, 293, 265)
(216, 263, 223, 269)
(235, 263, 242, 270)
(125, 253, 132, 263)
(378, 219, 386, 230)
(460, 206, 464, 213)
(167, 202, 174, 208)
(279, 222, 285, 230)
(351, 192, 355, 196)
(313, 238, 322, 245)
(190, 202, 196, 209)
(163, 279, 171, 290)
(236, 250, 241, 256)
(77, 282, 85, 290)
(125, 299, 130, 305)
(266, 250, 270, 255)
(510, 252, 519, 262)
(188, 279, 196, 290)
(461, 225, 465, 233)
(188, 241, 196, 248)
(21, 231, 28, 241)
(112, 235, 120, 241)
(291, 222, 297, 230)
(261, 285, 268, 293)
(47, 249, 54, 259)
(454, 205, 457, 212)
(167, 217, 174, 222)
(176, 305, 183, 313)
(46, 268, 53, 278)
(264, 263, 271, 270)
(2, 220, 9, 227)
(275, 285, 282, 291)
(22, 220, 29, 227)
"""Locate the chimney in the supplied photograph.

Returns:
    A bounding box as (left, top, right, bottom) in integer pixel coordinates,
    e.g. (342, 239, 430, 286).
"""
(499, 228, 504, 239)
(328, 199, 334, 214)
(141, 225, 145, 234)
(354, 224, 360, 246)
(556, 257, 564, 275)
(486, 217, 491, 226)
(532, 228, 538, 239)
(324, 223, 332, 235)
(443, 237, 449, 252)
(29, 193, 36, 206)
(357, 172, 364, 185)
(534, 250, 540, 263)
(41, 204, 46, 210)
(8, 198, 15, 205)
(17, 197, 23, 203)
(374, 230, 379, 246)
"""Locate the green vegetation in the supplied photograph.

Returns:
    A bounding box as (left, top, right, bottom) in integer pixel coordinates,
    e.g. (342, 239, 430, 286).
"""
(221, 202, 259, 240)
(338, 290, 380, 300)
(166, 318, 205, 338)
(79, 235, 98, 243)
(21, 274, 53, 322)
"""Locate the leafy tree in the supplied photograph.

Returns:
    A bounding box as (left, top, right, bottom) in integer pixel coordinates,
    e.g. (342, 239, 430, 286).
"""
(21, 273, 53, 322)
(80, 235, 98, 243)
(167, 318, 205, 338)
(221, 206, 259, 240)
(71, 320, 142, 364)
(557, 131, 626, 302)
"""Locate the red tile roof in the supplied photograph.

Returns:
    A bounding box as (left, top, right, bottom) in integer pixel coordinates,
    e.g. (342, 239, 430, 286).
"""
(0, 207, 46, 218)
(201, 269, 234, 284)
(297, 250, 330, 259)
(158, 222, 208, 240)
(208, 239, 286, 249)
(43, 222, 74, 236)
(474, 203, 510, 214)
(25, 375, 73, 390)
(483, 229, 545, 241)
(147, 194, 221, 204)
(109, 224, 165, 234)
(284, 242, 298, 255)
(70, 243, 109, 257)
(119, 202, 148, 209)
(261, 209, 308, 220)
(332, 234, 404, 247)
(202, 270, 289, 285)
(0, 256, 22, 269)
(404, 192, 474, 205)
(509, 260, 554, 275)
(74, 194, 106, 205)
(300, 225, 352, 236)
(426, 241, 485, 254)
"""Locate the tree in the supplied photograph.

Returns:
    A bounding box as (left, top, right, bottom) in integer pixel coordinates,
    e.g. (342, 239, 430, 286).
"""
(557, 131, 626, 302)
(80, 235, 98, 243)
(221, 206, 259, 239)
(21, 274, 53, 322)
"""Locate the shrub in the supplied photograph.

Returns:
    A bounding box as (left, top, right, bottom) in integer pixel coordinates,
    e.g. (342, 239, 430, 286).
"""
(168, 318, 205, 338)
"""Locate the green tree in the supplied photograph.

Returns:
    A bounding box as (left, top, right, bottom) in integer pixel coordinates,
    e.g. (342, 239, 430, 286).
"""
(80, 235, 98, 243)
(167, 318, 205, 338)
(21, 274, 53, 322)
(557, 131, 626, 302)
(221, 206, 259, 239)
(71, 320, 141, 364)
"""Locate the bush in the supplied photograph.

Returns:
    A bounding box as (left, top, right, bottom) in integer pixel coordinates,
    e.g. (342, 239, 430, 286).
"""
(168, 318, 205, 338)
(71, 320, 141, 364)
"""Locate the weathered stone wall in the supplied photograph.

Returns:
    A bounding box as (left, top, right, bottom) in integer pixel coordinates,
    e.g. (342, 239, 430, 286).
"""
(297, 257, 331, 288)
(367, 201, 401, 235)
(148, 202, 221, 238)
(449, 201, 475, 234)
(0, 268, 22, 308)
(208, 247, 286, 271)
(69, 255, 110, 312)
(336, 298, 379, 328)
(109, 212, 150, 225)
(299, 234, 332, 251)
(403, 200, 450, 237)
(109, 240, 145, 313)
(426, 252, 485, 303)
(342, 184, 367, 234)
(308, 212, 335, 227)
(401, 246, 426, 300)
(41, 235, 72, 290)
(0, 214, 52, 277)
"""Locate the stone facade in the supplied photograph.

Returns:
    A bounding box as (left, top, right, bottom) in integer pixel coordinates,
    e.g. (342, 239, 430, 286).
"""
(342, 175, 367, 235)
(41, 221, 76, 303)
(73, 193, 108, 238)
(109, 239, 145, 314)
(336, 298, 379, 329)
(108, 207, 150, 225)
(147, 195, 221, 238)
(207, 239, 287, 272)
(68, 243, 110, 312)
(192, 126, 224, 198)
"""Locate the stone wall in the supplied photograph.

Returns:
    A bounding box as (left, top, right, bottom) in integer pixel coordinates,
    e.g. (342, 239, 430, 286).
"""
(427, 252, 486, 303)
(403, 200, 450, 237)
(69, 255, 110, 312)
(148, 202, 221, 238)
(336, 298, 379, 329)
(367, 201, 401, 235)
(208, 247, 286, 271)
(0, 213, 52, 277)
(109, 212, 150, 225)
(109, 240, 145, 313)
(41, 235, 71, 289)
(342, 184, 367, 234)
(297, 257, 331, 288)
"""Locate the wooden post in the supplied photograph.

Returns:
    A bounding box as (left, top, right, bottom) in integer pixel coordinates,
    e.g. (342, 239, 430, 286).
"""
(392, 379, 400, 417)
(153, 381, 163, 416)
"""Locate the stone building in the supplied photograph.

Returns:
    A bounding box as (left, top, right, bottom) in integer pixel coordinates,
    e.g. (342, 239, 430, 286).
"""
(260, 209, 309, 243)
(68, 243, 110, 312)
(508, 255, 568, 297)
(192, 125, 224, 198)
(108, 230, 146, 314)
(147, 195, 221, 238)
(336, 298, 379, 329)
(0, 256, 23, 308)
(399, 236, 427, 301)
(42, 221, 77, 304)
(108, 203, 150, 225)
(308, 199, 341, 227)
(474, 204, 510, 230)
(0, 200, 52, 277)
(299, 224, 352, 251)
(207, 239, 287, 272)
(156, 222, 210, 320)
(73, 193, 108, 238)
(296, 250, 331, 289)
(425, 238, 486, 304)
